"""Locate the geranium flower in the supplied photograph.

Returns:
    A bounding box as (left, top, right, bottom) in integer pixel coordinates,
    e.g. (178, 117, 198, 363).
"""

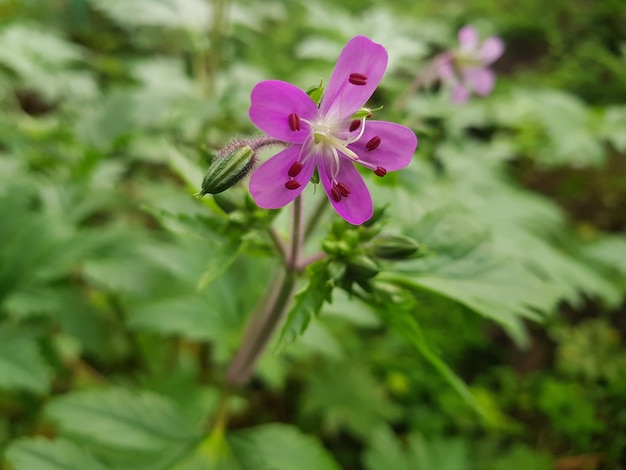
(248, 36, 418, 225)
(439, 26, 505, 104)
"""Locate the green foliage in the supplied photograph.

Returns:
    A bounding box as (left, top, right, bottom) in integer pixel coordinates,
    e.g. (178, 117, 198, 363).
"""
(302, 361, 400, 439)
(6, 438, 108, 470)
(0, 0, 625, 468)
(45, 388, 201, 451)
(275, 260, 335, 350)
(229, 424, 341, 470)
(0, 325, 51, 394)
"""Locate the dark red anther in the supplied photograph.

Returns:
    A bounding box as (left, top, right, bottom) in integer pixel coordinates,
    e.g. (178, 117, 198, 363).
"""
(349, 119, 361, 132)
(336, 182, 351, 197)
(374, 166, 387, 177)
(285, 180, 301, 190)
(288, 113, 301, 131)
(330, 186, 342, 202)
(288, 161, 303, 177)
(365, 136, 381, 151)
(349, 73, 368, 86)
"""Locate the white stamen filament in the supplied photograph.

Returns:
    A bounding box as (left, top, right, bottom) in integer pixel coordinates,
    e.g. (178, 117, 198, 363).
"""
(299, 116, 377, 177)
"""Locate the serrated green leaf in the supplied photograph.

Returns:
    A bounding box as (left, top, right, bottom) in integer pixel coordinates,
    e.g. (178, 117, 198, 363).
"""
(45, 388, 201, 452)
(5, 437, 109, 470)
(0, 24, 95, 101)
(0, 325, 51, 394)
(274, 261, 333, 351)
(364, 428, 470, 470)
(406, 434, 469, 470)
(601, 105, 626, 152)
(385, 210, 558, 343)
(228, 423, 341, 470)
(128, 294, 236, 343)
(303, 362, 400, 438)
(363, 426, 413, 470)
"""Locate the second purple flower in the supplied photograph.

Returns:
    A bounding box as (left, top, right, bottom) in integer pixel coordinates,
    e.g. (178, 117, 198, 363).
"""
(438, 26, 505, 104)
(248, 36, 418, 225)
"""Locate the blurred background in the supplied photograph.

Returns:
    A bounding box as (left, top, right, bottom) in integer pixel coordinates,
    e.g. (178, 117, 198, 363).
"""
(0, 0, 625, 469)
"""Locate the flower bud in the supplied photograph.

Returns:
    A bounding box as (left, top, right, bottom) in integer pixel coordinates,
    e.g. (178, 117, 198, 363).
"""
(197, 144, 256, 196)
(371, 235, 425, 260)
(347, 254, 380, 279)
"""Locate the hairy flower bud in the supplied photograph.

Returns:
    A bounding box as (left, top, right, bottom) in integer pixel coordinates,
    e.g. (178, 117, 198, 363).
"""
(371, 235, 425, 260)
(197, 143, 257, 196)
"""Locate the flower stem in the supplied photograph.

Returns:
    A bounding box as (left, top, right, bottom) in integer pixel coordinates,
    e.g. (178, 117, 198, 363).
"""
(304, 193, 327, 242)
(393, 53, 448, 111)
(225, 196, 303, 386)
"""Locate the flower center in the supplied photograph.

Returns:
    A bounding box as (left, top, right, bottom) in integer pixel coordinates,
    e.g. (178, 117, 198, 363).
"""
(283, 111, 387, 195)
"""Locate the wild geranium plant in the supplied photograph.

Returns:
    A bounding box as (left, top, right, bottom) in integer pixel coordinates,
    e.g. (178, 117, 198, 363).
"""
(6, 3, 626, 468)
(202, 36, 420, 390)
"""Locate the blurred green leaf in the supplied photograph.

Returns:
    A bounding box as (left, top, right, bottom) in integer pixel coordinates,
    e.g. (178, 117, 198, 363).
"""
(303, 361, 400, 439)
(5, 437, 109, 470)
(45, 388, 201, 452)
(384, 210, 556, 343)
(89, 0, 212, 31)
(600, 105, 626, 152)
(0, 24, 95, 101)
(0, 324, 51, 394)
(229, 423, 341, 470)
(364, 427, 469, 470)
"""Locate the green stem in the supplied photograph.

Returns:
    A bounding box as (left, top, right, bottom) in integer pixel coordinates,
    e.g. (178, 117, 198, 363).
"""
(289, 195, 303, 269)
(304, 193, 327, 242)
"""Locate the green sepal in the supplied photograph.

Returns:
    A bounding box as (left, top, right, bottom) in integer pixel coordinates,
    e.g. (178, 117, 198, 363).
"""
(306, 79, 325, 106)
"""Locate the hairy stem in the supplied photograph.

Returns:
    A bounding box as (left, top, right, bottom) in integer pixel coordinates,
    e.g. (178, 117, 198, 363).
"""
(225, 196, 303, 386)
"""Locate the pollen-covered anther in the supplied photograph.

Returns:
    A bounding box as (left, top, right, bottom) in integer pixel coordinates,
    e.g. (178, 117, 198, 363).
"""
(349, 119, 361, 132)
(366, 136, 381, 151)
(285, 180, 301, 190)
(349, 73, 368, 86)
(337, 182, 351, 197)
(330, 186, 342, 202)
(288, 161, 303, 177)
(288, 112, 301, 131)
(374, 166, 387, 177)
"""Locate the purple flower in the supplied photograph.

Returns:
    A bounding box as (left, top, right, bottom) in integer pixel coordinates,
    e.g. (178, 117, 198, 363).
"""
(248, 36, 418, 225)
(439, 26, 505, 104)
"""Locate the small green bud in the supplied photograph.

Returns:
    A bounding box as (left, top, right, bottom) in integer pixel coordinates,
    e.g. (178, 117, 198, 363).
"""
(371, 235, 425, 260)
(197, 144, 256, 196)
(347, 254, 380, 279)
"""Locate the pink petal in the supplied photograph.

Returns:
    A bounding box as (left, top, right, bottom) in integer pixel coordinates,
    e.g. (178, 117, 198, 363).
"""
(452, 83, 470, 104)
(320, 36, 388, 121)
(437, 56, 456, 82)
(318, 157, 373, 225)
(249, 80, 318, 144)
(249, 145, 315, 209)
(479, 37, 504, 64)
(458, 26, 478, 51)
(347, 121, 417, 172)
(463, 67, 495, 96)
